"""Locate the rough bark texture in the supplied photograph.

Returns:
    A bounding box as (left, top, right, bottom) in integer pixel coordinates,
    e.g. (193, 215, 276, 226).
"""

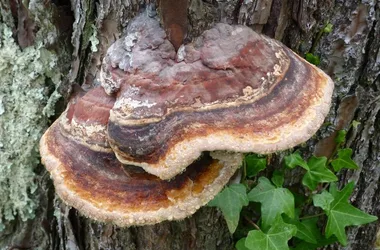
(0, 0, 379, 249)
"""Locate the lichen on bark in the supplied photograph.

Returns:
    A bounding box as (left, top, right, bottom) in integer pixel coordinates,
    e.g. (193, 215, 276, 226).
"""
(0, 23, 61, 230)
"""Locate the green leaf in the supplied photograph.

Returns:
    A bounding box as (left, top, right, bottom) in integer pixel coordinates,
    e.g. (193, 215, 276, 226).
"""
(323, 23, 333, 33)
(292, 241, 318, 250)
(284, 153, 309, 170)
(328, 182, 339, 197)
(296, 219, 320, 244)
(302, 156, 338, 190)
(315, 182, 378, 245)
(248, 177, 295, 229)
(305, 53, 320, 66)
(292, 235, 339, 250)
(245, 154, 267, 177)
(331, 148, 358, 171)
(208, 184, 248, 233)
(292, 230, 339, 250)
(236, 238, 250, 250)
(271, 170, 284, 188)
(285, 217, 319, 244)
(335, 130, 347, 144)
(245, 216, 297, 250)
(313, 190, 334, 211)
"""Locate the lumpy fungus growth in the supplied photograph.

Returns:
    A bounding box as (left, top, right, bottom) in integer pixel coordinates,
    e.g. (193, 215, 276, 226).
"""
(40, 9, 333, 226)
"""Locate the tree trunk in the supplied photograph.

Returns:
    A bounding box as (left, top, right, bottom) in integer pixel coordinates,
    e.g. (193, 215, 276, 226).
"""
(0, 0, 379, 249)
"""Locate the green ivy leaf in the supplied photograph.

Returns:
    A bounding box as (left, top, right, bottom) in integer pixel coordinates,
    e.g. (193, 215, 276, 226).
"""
(271, 170, 284, 188)
(292, 242, 319, 250)
(323, 23, 333, 33)
(296, 218, 320, 244)
(236, 238, 250, 250)
(245, 216, 297, 250)
(328, 182, 340, 197)
(284, 153, 309, 170)
(292, 235, 338, 250)
(284, 217, 320, 244)
(312, 190, 334, 211)
(246, 154, 267, 177)
(248, 177, 295, 229)
(208, 184, 248, 233)
(305, 53, 320, 66)
(291, 228, 338, 249)
(331, 148, 358, 171)
(302, 156, 338, 190)
(335, 130, 347, 144)
(313, 182, 378, 245)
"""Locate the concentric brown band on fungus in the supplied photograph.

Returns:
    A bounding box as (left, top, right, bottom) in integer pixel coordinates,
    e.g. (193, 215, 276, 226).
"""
(40, 87, 243, 226)
(100, 14, 334, 180)
(40, 10, 334, 226)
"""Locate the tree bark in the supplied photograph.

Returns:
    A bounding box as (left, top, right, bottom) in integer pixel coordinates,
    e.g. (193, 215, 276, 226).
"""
(0, 0, 379, 249)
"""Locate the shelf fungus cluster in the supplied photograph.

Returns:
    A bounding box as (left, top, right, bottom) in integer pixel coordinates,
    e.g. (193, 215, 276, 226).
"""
(40, 13, 334, 227)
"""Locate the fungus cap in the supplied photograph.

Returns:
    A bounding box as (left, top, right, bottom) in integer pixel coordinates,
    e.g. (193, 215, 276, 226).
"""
(40, 11, 334, 226)
(100, 15, 334, 180)
(40, 87, 243, 226)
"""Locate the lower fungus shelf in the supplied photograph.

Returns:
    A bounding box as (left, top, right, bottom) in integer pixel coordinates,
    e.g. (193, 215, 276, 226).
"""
(40, 116, 242, 226)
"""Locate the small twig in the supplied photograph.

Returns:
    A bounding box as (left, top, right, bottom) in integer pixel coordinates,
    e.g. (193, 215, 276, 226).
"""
(244, 215, 261, 231)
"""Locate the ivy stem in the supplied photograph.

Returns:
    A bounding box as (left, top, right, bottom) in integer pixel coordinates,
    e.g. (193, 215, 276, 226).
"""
(327, 138, 343, 164)
(299, 213, 325, 220)
(310, 21, 331, 53)
(242, 156, 247, 182)
(244, 215, 261, 231)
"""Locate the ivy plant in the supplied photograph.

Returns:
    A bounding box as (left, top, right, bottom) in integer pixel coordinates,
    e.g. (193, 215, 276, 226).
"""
(209, 129, 377, 249)
(305, 22, 334, 66)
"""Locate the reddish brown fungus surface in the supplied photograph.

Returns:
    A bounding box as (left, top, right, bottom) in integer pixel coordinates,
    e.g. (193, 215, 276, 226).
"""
(40, 11, 334, 226)
(100, 13, 334, 179)
(41, 86, 243, 226)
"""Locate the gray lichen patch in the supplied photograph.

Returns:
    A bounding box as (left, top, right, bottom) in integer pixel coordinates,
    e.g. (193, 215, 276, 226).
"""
(0, 24, 61, 231)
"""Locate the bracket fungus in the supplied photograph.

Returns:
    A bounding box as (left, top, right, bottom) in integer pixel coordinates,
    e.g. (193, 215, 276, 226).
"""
(101, 14, 334, 180)
(40, 12, 334, 226)
(40, 87, 243, 226)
